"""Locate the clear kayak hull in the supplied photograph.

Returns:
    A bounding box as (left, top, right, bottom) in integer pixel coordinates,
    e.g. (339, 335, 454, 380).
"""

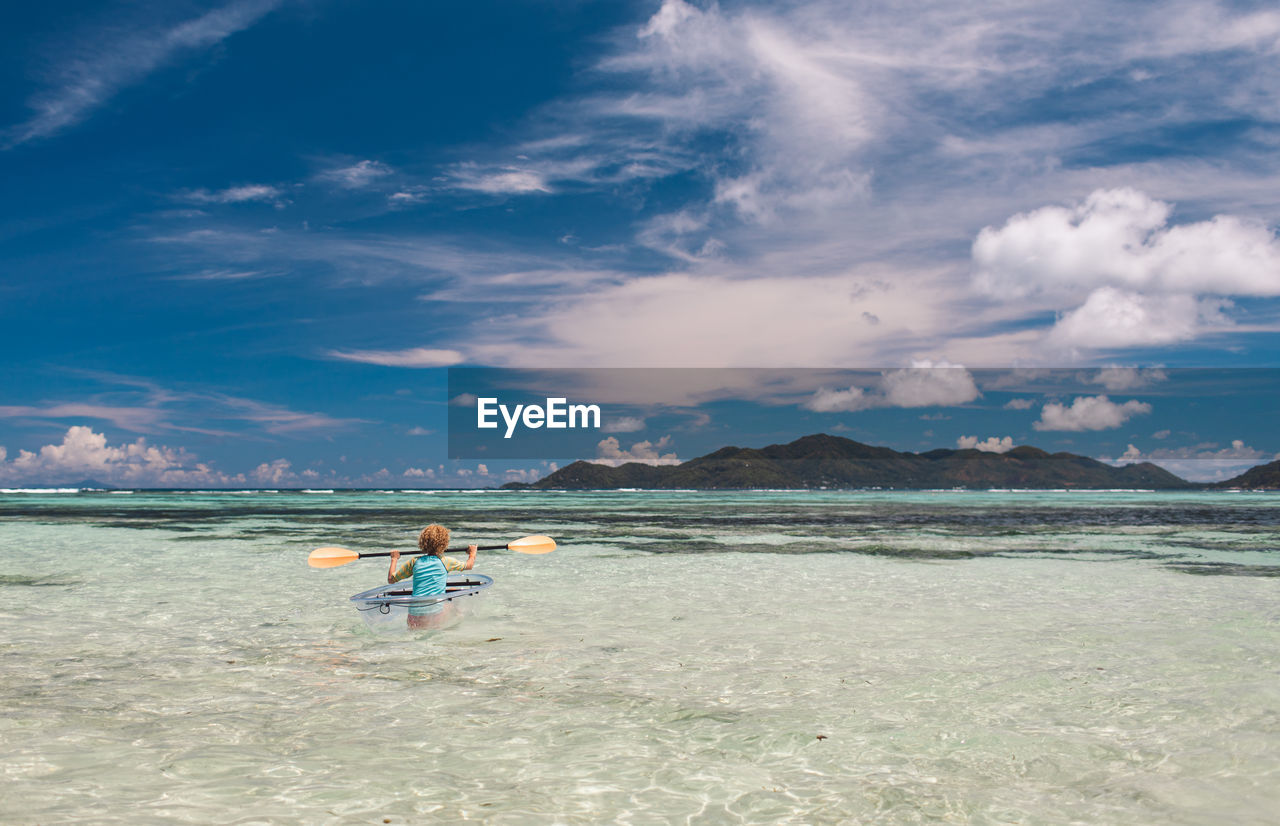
(350, 573, 494, 632)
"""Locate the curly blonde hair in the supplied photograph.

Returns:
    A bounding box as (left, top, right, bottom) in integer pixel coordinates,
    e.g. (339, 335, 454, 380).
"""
(417, 524, 451, 555)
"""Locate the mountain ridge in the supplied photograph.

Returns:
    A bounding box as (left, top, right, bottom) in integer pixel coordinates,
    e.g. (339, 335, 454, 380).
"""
(501, 433, 1254, 490)
(1213, 459, 1280, 490)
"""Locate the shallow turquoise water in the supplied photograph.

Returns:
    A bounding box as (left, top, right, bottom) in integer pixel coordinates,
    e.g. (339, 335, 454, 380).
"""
(1, 490, 1278, 823)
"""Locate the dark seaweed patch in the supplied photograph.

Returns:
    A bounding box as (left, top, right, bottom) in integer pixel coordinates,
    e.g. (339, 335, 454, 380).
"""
(4, 494, 1279, 569)
(1165, 562, 1280, 577)
(856, 546, 977, 560)
(0, 574, 79, 587)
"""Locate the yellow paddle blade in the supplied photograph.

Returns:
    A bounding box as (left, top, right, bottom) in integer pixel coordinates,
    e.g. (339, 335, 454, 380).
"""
(308, 546, 361, 568)
(508, 535, 556, 554)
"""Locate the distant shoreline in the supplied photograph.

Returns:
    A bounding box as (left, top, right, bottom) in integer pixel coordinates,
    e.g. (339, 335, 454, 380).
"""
(5, 486, 1279, 494)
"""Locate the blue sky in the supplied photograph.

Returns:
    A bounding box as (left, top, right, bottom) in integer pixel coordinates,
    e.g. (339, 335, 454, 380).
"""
(2, 0, 1279, 487)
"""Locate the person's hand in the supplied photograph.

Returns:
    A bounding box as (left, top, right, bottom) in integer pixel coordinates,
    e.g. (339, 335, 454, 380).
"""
(468, 544, 478, 553)
(390, 550, 400, 562)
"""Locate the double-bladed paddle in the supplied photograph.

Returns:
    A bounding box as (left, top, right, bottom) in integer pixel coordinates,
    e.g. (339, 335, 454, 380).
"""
(307, 534, 556, 568)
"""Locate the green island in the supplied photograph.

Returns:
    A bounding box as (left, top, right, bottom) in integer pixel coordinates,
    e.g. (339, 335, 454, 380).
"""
(503, 433, 1280, 490)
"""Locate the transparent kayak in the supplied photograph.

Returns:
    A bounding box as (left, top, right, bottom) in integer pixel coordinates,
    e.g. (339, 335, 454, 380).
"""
(350, 573, 494, 631)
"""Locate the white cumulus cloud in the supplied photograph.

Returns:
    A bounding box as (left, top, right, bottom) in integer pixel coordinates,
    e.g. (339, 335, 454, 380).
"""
(805, 363, 979, 412)
(251, 459, 292, 485)
(1033, 395, 1152, 431)
(0, 426, 243, 487)
(974, 188, 1280, 300)
(503, 466, 551, 483)
(1089, 367, 1169, 391)
(1104, 440, 1278, 482)
(591, 436, 681, 467)
(957, 435, 1015, 453)
(974, 188, 1280, 353)
(1047, 288, 1225, 349)
(602, 416, 646, 433)
(805, 385, 872, 413)
(881, 362, 980, 408)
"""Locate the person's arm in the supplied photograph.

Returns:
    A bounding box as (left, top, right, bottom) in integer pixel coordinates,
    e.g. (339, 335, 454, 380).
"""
(388, 552, 416, 584)
(443, 545, 479, 573)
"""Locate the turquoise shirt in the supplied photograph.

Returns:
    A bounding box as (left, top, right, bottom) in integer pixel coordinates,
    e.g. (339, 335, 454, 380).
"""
(390, 555, 466, 615)
(411, 554, 447, 597)
(390, 554, 466, 594)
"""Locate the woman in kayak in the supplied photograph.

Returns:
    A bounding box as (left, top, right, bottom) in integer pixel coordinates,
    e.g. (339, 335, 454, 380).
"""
(388, 524, 478, 630)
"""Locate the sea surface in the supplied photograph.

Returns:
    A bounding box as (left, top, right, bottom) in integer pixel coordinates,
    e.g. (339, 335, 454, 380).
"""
(1, 489, 1278, 824)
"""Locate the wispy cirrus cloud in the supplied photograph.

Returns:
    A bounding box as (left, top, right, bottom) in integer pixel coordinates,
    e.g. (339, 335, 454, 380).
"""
(0, 374, 364, 438)
(2, 0, 282, 148)
(200, 393, 368, 435)
(448, 164, 552, 195)
(179, 184, 285, 205)
(317, 160, 393, 189)
(0, 403, 168, 433)
(439, 130, 692, 202)
(327, 347, 464, 368)
(148, 224, 631, 301)
(601, 416, 646, 433)
(137, 0, 1280, 370)
(167, 268, 276, 282)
